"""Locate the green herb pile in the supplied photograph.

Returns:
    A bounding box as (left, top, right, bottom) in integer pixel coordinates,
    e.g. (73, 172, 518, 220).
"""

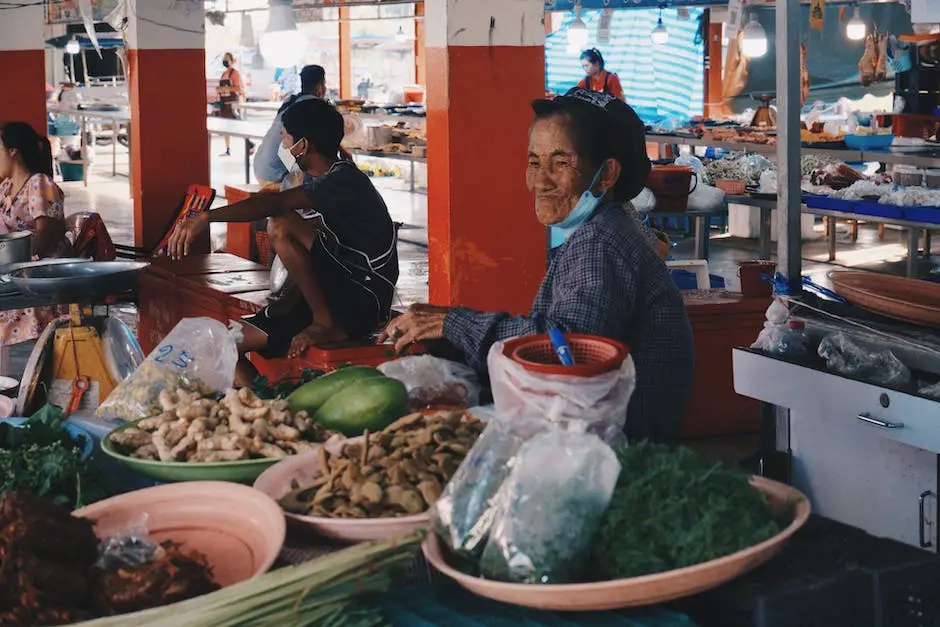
(591, 442, 782, 579)
(253, 368, 323, 400)
(0, 404, 107, 509)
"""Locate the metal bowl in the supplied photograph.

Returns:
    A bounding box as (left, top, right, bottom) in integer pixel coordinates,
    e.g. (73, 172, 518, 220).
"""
(0, 232, 32, 267)
(0, 258, 90, 295)
(8, 260, 149, 300)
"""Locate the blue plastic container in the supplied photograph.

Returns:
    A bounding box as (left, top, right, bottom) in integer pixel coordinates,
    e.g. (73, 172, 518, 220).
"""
(843, 133, 895, 151)
(903, 206, 940, 224)
(58, 160, 84, 182)
(1, 417, 94, 460)
(853, 201, 904, 219)
(805, 195, 855, 212)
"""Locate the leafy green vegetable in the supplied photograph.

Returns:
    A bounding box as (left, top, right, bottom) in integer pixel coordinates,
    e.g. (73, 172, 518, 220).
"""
(0, 404, 107, 509)
(591, 442, 781, 579)
(253, 368, 323, 400)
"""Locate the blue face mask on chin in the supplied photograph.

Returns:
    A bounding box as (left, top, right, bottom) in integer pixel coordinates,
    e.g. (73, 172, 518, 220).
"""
(547, 166, 606, 249)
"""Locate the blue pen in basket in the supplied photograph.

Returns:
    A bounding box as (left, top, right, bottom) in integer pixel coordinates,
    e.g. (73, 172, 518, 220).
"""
(549, 328, 576, 366)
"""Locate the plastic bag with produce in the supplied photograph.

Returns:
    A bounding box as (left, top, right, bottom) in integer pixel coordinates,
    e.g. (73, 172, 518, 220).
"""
(487, 340, 637, 443)
(432, 414, 546, 561)
(97, 318, 239, 420)
(479, 424, 620, 584)
(818, 332, 911, 387)
(378, 355, 481, 408)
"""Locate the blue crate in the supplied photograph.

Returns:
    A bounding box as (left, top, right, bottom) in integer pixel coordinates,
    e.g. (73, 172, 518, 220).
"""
(58, 160, 84, 182)
(805, 196, 855, 212)
(903, 206, 940, 224)
(670, 269, 725, 291)
(852, 201, 904, 219)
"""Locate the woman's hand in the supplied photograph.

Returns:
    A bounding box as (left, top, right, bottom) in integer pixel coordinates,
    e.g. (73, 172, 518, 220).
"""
(378, 304, 450, 353)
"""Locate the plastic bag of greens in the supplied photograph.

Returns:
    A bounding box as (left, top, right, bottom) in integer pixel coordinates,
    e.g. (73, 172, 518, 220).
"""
(432, 414, 546, 562)
(479, 425, 621, 584)
(98, 318, 238, 420)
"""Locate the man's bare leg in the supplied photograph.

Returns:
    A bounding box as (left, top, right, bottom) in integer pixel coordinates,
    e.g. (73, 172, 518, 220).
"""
(267, 213, 348, 358)
(234, 321, 269, 387)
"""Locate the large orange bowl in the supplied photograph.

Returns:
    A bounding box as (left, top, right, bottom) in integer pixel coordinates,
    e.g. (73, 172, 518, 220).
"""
(253, 438, 430, 543)
(74, 481, 285, 587)
(423, 475, 810, 611)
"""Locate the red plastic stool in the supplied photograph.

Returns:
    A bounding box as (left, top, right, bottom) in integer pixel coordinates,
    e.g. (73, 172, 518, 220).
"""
(248, 338, 427, 381)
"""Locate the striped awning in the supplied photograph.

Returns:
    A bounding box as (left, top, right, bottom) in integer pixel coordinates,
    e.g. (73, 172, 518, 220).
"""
(546, 9, 706, 124)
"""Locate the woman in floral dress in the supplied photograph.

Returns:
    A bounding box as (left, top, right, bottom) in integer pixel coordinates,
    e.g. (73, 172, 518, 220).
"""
(0, 122, 70, 353)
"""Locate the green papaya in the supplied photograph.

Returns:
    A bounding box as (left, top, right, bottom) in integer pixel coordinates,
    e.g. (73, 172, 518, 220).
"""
(287, 366, 383, 415)
(312, 377, 409, 436)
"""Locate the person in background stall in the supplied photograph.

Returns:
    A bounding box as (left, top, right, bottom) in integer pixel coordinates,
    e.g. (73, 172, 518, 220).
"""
(379, 88, 693, 442)
(255, 65, 328, 188)
(216, 52, 254, 157)
(0, 122, 70, 371)
(578, 48, 626, 102)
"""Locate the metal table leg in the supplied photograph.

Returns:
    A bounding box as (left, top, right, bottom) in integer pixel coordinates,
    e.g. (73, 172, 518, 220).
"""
(908, 227, 920, 278)
(112, 122, 117, 176)
(244, 138, 251, 184)
(694, 216, 709, 259)
(410, 159, 415, 193)
(827, 217, 837, 262)
(759, 206, 772, 259)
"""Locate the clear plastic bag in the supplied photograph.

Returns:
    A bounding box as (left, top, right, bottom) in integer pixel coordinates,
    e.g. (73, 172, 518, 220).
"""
(96, 513, 163, 570)
(487, 340, 637, 443)
(818, 332, 911, 387)
(431, 415, 546, 560)
(751, 299, 792, 352)
(739, 154, 775, 184)
(378, 355, 481, 408)
(98, 318, 238, 420)
(478, 425, 620, 584)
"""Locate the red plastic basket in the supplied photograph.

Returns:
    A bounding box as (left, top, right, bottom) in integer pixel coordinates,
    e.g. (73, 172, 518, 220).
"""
(502, 334, 629, 378)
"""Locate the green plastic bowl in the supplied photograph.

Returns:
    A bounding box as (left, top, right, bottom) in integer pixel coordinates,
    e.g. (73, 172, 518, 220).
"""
(101, 419, 281, 484)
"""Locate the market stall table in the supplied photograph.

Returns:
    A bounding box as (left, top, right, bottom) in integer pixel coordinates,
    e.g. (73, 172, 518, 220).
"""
(47, 103, 131, 189)
(650, 207, 728, 260)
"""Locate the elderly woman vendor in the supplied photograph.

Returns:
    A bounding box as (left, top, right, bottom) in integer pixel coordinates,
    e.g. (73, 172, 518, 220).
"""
(380, 88, 694, 441)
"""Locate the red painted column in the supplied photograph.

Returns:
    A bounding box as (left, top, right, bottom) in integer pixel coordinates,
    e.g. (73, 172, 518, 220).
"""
(127, 2, 209, 252)
(0, 3, 46, 133)
(425, 0, 547, 314)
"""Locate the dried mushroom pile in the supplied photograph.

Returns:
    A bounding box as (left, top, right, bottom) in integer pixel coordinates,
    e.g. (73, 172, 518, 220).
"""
(109, 388, 341, 463)
(280, 410, 484, 519)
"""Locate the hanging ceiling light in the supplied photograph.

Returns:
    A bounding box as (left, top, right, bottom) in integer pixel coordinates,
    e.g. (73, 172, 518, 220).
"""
(260, 0, 307, 69)
(395, 26, 409, 44)
(741, 14, 768, 58)
(650, 9, 669, 45)
(845, 4, 867, 41)
(568, 1, 589, 49)
(240, 12, 255, 49)
(65, 36, 80, 55)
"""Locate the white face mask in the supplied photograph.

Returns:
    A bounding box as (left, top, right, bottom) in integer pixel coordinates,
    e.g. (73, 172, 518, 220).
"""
(277, 142, 301, 176)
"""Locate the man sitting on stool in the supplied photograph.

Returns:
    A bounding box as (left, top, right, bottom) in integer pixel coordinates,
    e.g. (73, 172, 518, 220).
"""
(169, 98, 399, 386)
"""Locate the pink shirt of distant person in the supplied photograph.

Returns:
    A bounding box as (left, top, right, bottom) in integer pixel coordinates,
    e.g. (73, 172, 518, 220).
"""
(0, 173, 66, 344)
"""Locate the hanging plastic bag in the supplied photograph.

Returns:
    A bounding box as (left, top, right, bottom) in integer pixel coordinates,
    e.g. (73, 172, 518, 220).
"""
(751, 298, 791, 352)
(378, 355, 481, 408)
(478, 424, 620, 584)
(98, 318, 239, 420)
(818, 332, 911, 387)
(432, 415, 546, 561)
(487, 340, 636, 443)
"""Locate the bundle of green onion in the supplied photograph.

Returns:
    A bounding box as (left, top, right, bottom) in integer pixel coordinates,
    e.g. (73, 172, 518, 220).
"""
(72, 530, 424, 627)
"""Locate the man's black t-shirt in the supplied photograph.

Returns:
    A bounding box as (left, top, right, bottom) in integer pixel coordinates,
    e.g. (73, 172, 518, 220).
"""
(248, 160, 398, 355)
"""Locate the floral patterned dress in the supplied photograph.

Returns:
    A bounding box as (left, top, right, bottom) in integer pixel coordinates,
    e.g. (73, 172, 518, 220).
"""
(0, 173, 67, 345)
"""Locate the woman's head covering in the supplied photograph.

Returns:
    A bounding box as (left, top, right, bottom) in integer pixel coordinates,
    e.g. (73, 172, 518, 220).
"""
(531, 87, 650, 202)
(282, 98, 345, 159)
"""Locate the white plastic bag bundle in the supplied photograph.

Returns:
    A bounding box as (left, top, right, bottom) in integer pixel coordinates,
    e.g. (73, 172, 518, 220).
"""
(478, 424, 620, 584)
(487, 340, 636, 442)
(750, 299, 791, 352)
(98, 318, 239, 420)
(378, 355, 481, 408)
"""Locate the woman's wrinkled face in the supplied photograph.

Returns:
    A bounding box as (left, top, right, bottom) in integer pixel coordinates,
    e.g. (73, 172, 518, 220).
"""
(526, 115, 594, 226)
(581, 59, 600, 77)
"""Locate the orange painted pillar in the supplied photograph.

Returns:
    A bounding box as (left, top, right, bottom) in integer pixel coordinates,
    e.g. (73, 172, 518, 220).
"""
(127, 1, 209, 252)
(705, 20, 724, 118)
(425, 0, 547, 313)
(339, 7, 352, 100)
(0, 3, 46, 133)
